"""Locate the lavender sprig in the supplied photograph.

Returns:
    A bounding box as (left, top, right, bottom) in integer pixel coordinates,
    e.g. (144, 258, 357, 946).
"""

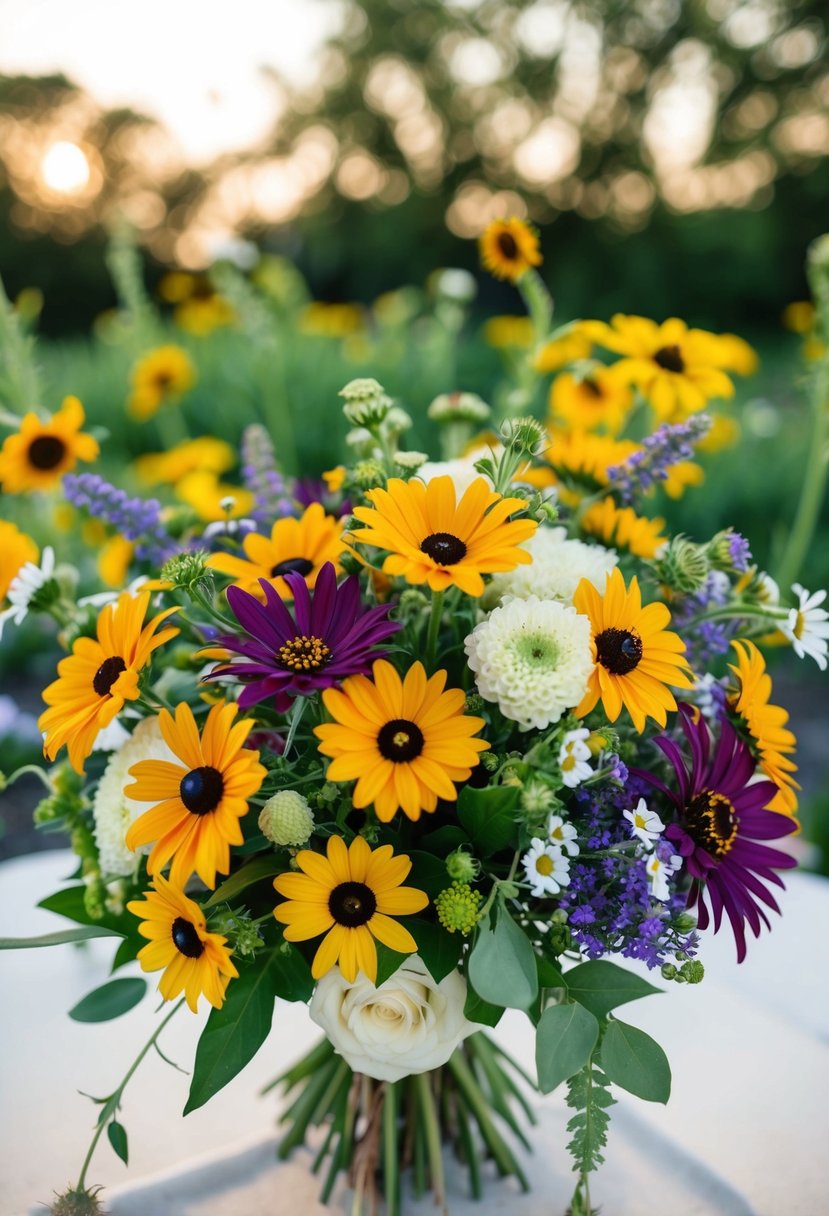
(240, 423, 295, 527)
(63, 472, 176, 564)
(608, 414, 712, 504)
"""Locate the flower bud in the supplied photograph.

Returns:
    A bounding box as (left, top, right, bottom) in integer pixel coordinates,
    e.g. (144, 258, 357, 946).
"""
(259, 790, 315, 848)
(520, 779, 555, 815)
(161, 550, 211, 592)
(652, 535, 710, 594)
(340, 378, 393, 428)
(679, 960, 705, 984)
(446, 849, 480, 883)
(393, 450, 429, 474)
(434, 881, 483, 935)
(428, 391, 491, 424)
(707, 529, 751, 575)
(352, 459, 387, 490)
(499, 415, 547, 456)
(673, 911, 698, 934)
(49, 1186, 105, 1216)
(661, 963, 678, 981)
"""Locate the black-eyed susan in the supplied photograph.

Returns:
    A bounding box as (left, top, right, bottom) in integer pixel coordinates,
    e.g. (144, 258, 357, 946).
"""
(727, 640, 799, 818)
(134, 436, 235, 486)
(315, 659, 489, 822)
(533, 327, 592, 374)
(175, 470, 255, 522)
(128, 345, 196, 421)
(0, 396, 99, 493)
(207, 502, 345, 600)
(348, 475, 537, 597)
(544, 429, 640, 490)
(0, 521, 38, 601)
(273, 834, 429, 982)
(125, 701, 267, 890)
(479, 217, 542, 282)
(549, 368, 633, 435)
(580, 498, 667, 560)
(573, 568, 693, 732)
(97, 535, 134, 589)
(39, 591, 179, 773)
(127, 873, 238, 1011)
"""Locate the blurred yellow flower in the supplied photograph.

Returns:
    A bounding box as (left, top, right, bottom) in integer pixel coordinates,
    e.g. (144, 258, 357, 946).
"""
(299, 301, 364, 337)
(98, 535, 134, 588)
(158, 271, 199, 304)
(662, 460, 705, 500)
(0, 522, 38, 600)
(709, 333, 758, 376)
(533, 328, 592, 373)
(548, 368, 632, 434)
(323, 465, 346, 493)
(134, 437, 235, 487)
(176, 471, 254, 522)
(696, 414, 740, 454)
(581, 498, 667, 559)
(782, 301, 815, 334)
(544, 429, 640, 490)
(479, 217, 542, 282)
(159, 272, 235, 336)
(484, 315, 535, 350)
(128, 345, 196, 422)
(0, 396, 99, 493)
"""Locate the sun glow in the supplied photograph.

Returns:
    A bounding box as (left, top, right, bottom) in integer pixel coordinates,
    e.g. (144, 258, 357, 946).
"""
(40, 141, 91, 194)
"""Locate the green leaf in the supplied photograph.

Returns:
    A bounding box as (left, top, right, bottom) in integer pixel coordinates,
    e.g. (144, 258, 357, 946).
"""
(271, 943, 314, 1004)
(538, 956, 566, 990)
(38, 886, 132, 934)
(0, 926, 122, 949)
(204, 855, 285, 908)
(184, 952, 282, 1114)
(457, 785, 520, 854)
(406, 851, 450, 900)
(375, 942, 407, 986)
(467, 905, 538, 1011)
(600, 1018, 671, 1104)
(409, 919, 462, 983)
(535, 1002, 599, 1094)
(69, 978, 147, 1023)
(107, 1120, 129, 1165)
(565, 960, 662, 1019)
(463, 986, 504, 1028)
(419, 825, 469, 855)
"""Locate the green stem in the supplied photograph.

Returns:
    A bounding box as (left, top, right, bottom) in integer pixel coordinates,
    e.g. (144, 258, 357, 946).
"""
(776, 354, 829, 590)
(0, 271, 41, 411)
(383, 1081, 400, 1216)
(425, 589, 444, 671)
(414, 1073, 445, 1206)
(5, 764, 53, 790)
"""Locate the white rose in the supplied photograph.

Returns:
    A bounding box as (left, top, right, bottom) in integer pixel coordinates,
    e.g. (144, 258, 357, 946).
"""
(309, 955, 474, 1082)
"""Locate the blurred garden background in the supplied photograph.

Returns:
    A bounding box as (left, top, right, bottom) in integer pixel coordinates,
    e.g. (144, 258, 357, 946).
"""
(1, 0, 828, 862)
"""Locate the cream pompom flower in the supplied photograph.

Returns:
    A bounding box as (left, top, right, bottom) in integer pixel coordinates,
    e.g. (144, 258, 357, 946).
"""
(487, 526, 618, 608)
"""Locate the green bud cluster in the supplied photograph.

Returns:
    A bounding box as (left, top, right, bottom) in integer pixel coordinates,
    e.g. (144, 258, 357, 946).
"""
(352, 458, 387, 490)
(393, 450, 429, 476)
(652, 535, 710, 594)
(662, 959, 705, 984)
(499, 415, 547, 457)
(549, 924, 572, 955)
(259, 791, 315, 848)
(161, 550, 211, 592)
(339, 378, 394, 428)
(434, 882, 483, 935)
(427, 391, 491, 424)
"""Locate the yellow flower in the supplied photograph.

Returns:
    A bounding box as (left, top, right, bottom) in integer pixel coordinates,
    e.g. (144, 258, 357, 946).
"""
(158, 271, 199, 303)
(727, 640, 799, 818)
(543, 429, 640, 493)
(581, 316, 736, 421)
(548, 368, 632, 434)
(574, 568, 693, 733)
(0, 522, 38, 600)
(580, 499, 667, 559)
(323, 465, 346, 493)
(484, 315, 535, 350)
(176, 470, 255, 522)
(708, 333, 758, 376)
(299, 301, 364, 337)
(125, 701, 266, 890)
(662, 460, 705, 500)
(349, 475, 537, 597)
(696, 414, 740, 455)
(39, 591, 179, 773)
(98, 535, 134, 588)
(0, 396, 99, 493)
(479, 217, 542, 282)
(207, 502, 345, 600)
(128, 345, 196, 421)
(782, 301, 815, 334)
(533, 328, 592, 374)
(316, 659, 489, 822)
(127, 874, 238, 1012)
(175, 294, 235, 336)
(273, 835, 429, 983)
(134, 437, 235, 487)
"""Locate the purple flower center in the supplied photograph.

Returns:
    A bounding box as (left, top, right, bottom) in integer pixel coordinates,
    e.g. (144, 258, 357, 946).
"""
(180, 765, 225, 815)
(653, 344, 685, 373)
(278, 634, 331, 672)
(28, 435, 67, 470)
(595, 627, 643, 675)
(93, 655, 127, 697)
(420, 532, 467, 566)
(171, 916, 205, 958)
(329, 881, 376, 927)
(685, 789, 737, 858)
(377, 718, 424, 762)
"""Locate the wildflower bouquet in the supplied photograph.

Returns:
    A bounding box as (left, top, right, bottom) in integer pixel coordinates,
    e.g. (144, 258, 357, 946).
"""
(2, 224, 827, 1216)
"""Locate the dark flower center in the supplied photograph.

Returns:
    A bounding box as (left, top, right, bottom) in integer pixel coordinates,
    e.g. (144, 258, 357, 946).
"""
(581, 378, 604, 399)
(28, 435, 67, 470)
(153, 370, 174, 390)
(180, 765, 225, 815)
(594, 628, 643, 675)
(685, 790, 737, 858)
(420, 531, 467, 566)
(271, 557, 314, 579)
(329, 880, 377, 927)
(653, 344, 685, 373)
(171, 916, 205, 958)
(92, 655, 127, 697)
(278, 633, 331, 672)
(377, 717, 424, 762)
(497, 231, 519, 259)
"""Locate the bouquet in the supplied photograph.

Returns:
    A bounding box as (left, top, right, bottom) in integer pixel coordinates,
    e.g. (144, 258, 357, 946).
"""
(2, 220, 827, 1216)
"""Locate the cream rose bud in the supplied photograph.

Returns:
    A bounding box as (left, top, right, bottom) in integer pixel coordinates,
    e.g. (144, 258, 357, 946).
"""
(309, 956, 474, 1083)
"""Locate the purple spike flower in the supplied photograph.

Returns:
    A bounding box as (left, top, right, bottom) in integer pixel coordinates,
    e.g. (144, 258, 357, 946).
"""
(207, 562, 399, 712)
(636, 705, 797, 962)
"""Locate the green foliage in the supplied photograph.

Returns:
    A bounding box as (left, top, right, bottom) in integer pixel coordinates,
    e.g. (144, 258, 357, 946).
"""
(463, 986, 504, 1028)
(409, 918, 462, 983)
(565, 1056, 615, 1179)
(600, 1018, 672, 1104)
(565, 959, 662, 1020)
(535, 1002, 599, 1095)
(106, 1120, 129, 1166)
(69, 978, 147, 1023)
(203, 854, 285, 908)
(467, 902, 538, 1011)
(457, 784, 520, 854)
(0, 926, 122, 949)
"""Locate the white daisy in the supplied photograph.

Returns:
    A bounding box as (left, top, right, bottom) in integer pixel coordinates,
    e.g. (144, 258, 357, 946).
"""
(523, 838, 571, 897)
(92, 717, 177, 877)
(487, 526, 618, 607)
(464, 595, 594, 730)
(756, 572, 780, 606)
(417, 453, 493, 496)
(78, 575, 148, 609)
(646, 851, 682, 902)
(559, 727, 593, 788)
(781, 583, 829, 670)
(623, 798, 665, 849)
(547, 813, 580, 856)
(0, 547, 56, 640)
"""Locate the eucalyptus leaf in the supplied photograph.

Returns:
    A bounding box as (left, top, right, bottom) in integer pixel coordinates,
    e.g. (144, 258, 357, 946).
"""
(565, 960, 662, 1019)
(204, 855, 285, 908)
(601, 1018, 672, 1104)
(535, 1002, 599, 1094)
(409, 919, 462, 983)
(463, 986, 504, 1028)
(69, 978, 147, 1023)
(457, 784, 520, 854)
(467, 906, 538, 1011)
(107, 1120, 129, 1165)
(0, 926, 122, 949)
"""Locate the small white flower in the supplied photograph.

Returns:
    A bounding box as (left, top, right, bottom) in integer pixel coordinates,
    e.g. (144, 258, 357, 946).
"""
(523, 838, 571, 897)
(646, 851, 682, 902)
(487, 527, 618, 607)
(464, 596, 594, 730)
(78, 575, 148, 608)
(559, 727, 593, 788)
(93, 717, 177, 877)
(756, 572, 780, 606)
(781, 583, 829, 670)
(417, 456, 493, 496)
(623, 798, 665, 849)
(693, 673, 726, 723)
(546, 813, 580, 857)
(203, 517, 256, 539)
(0, 547, 55, 639)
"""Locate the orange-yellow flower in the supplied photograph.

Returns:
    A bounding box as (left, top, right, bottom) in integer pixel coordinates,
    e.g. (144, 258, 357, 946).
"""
(0, 396, 99, 493)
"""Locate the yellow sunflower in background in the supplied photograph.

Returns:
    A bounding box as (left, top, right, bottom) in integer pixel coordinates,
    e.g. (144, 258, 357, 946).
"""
(580, 499, 667, 559)
(542, 430, 640, 505)
(533, 327, 592, 374)
(39, 591, 179, 773)
(134, 436, 235, 486)
(98, 535, 134, 589)
(207, 502, 345, 600)
(125, 701, 266, 890)
(128, 344, 196, 421)
(574, 568, 693, 732)
(709, 333, 758, 376)
(316, 659, 489, 822)
(580, 316, 737, 421)
(0, 396, 99, 493)
(549, 368, 633, 434)
(662, 460, 705, 500)
(696, 414, 740, 455)
(484, 315, 535, 350)
(479, 217, 542, 282)
(728, 640, 799, 818)
(273, 834, 429, 983)
(0, 522, 38, 600)
(349, 475, 537, 596)
(175, 471, 255, 522)
(127, 874, 238, 1011)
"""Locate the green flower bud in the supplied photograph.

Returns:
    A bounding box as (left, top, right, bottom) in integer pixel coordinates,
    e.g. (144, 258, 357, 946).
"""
(499, 416, 547, 456)
(520, 779, 555, 815)
(340, 378, 393, 428)
(83, 874, 107, 921)
(427, 391, 491, 424)
(396, 588, 429, 620)
(161, 549, 211, 592)
(707, 529, 750, 576)
(49, 1186, 105, 1216)
(679, 960, 705, 984)
(434, 881, 483, 935)
(652, 535, 710, 594)
(549, 924, 572, 955)
(661, 963, 678, 981)
(446, 848, 480, 883)
(463, 692, 485, 714)
(259, 791, 315, 848)
(393, 450, 429, 475)
(551, 908, 568, 925)
(674, 911, 698, 934)
(352, 458, 387, 490)
(481, 752, 500, 772)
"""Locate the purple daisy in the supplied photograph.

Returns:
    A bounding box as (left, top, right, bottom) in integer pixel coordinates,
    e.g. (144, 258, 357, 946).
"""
(636, 705, 797, 962)
(208, 562, 398, 712)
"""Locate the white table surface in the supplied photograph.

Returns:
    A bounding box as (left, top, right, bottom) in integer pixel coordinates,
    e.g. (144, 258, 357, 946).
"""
(1, 850, 827, 1216)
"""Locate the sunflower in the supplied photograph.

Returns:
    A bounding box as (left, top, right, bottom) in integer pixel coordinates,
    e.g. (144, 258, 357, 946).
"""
(0, 396, 99, 493)
(661, 460, 705, 500)
(549, 369, 632, 434)
(727, 640, 799, 818)
(128, 345, 196, 421)
(175, 470, 255, 521)
(544, 429, 640, 492)
(533, 328, 592, 374)
(207, 502, 345, 600)
(580, 498, 667, 560)
(573, 568, 693, 733)
(273, 834, 429, 983)
(315, 659, 489, 822)
(580, 316, 736, 422)
(134, 436, 235, 486)
(127, 873, 238, 1011)
(348, 475, 537, 597)
(0, 522, 38, 601)
(479, 218, 542, 282)
(125, 701, 267, 889)
(39, 591, 179, 773)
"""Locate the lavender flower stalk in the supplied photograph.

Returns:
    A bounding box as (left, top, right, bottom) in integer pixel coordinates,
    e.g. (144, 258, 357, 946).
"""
(63, 472, 176, 564)
(608, 414, 712, 504)
(240, 424, 295, 528)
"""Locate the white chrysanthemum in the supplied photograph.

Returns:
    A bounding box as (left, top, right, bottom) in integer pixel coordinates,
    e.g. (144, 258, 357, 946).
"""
(781, 583, 829, 670)
(464, 596, 594, 730)
(622, 798, 665, 850)
(487, 527, 618, 607)
(559, 727, 592, 788)
(522, 838, 571, 897)
(93, 717, 177, 877)
(417, 455, 491, 495)
(0, 547, 55, 639)
(646, 851, 682, 902)
(547, 813, 580, 856)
